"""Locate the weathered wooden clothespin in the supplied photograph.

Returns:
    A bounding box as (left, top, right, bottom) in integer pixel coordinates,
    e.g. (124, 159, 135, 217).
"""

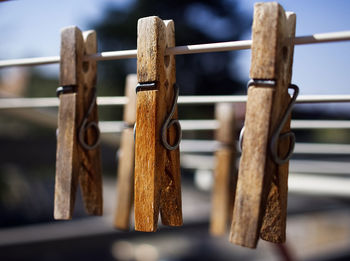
(114, 74, 137, 230)
(230, 2, 297, 248)
(54, 26, 103, 220)
(210, 103, 237, 236)
(135, 16, 183, 232)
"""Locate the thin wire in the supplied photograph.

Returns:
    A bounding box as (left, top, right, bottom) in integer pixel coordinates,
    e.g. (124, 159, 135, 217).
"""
(78, 88, 101, 150)
(0, 96, 128, 109)
(0, 56, 60, 67)
(270, 84, 299, 165)
(160, 84, 182, 150)
(87, 49, 137, 62)
(1, 31, 350, 68)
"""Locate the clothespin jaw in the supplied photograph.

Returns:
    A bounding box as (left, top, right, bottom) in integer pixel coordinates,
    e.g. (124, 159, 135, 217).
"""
(135, 16, 182, 232)
(210, 103, 237, 236)
(260, 9, 296, 244)
(54, 26, 83, 220)
(54, 26, 103, 220)
(78, 30, 103, 216)
(230, 2, 296, 248)
(114, 74, 137, 230)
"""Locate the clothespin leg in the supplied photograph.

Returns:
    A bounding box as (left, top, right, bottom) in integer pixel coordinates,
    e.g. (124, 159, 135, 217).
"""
(210, 103, 236, 236)
(210, 149, 236, 236)
(78, 30, 103, 216)
(54, 93, 79, 220)
(54, 26, 84, 220)
(159, 20, 182, 227)
(114, 74, 137, 230)
(260, 10, 296, 244)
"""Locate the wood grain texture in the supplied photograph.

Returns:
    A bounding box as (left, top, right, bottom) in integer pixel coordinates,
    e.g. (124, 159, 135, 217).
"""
(59, 26, 83, 86)
(54, 93, 79, 219)
(78, 30, 103, 216)
(134, 89, 159, 231)
(249, 3, 279, 79)
(135, 17, 182, 232)
(55, 27, 103, 219)
(135, 17, 165, 231)
(159, 20, 182, 227)
(260, 11, 296, 244)
(54, 26, 84, 220)
(230, 2, 296, 248)
(210, 103, 236, 236)
(123, 74, 138, 125)
(230, 88, 273, 246)
(137, 17, 163, 83)
(115, 128, 135, 230)
(114, 74, 137, 230)
(215, 103, 236, 145)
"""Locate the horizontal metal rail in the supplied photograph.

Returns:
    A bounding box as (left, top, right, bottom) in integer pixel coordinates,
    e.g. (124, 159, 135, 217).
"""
(180, 154, 350, 176)
(1, 94, 350, 109)
(99, 120, 219, 133)
(291, 120, 350, 129)
(99, 120, 350, 133)
(289, 173, 350, 197)
(179, 140, 350, 155)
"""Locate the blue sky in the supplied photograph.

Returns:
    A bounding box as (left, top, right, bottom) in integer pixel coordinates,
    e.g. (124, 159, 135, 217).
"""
(0, 0, 349, 95)
(236, 0, 350, 96)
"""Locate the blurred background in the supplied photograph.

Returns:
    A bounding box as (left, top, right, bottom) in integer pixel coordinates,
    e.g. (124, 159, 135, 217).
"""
(0, 0, 350, 260)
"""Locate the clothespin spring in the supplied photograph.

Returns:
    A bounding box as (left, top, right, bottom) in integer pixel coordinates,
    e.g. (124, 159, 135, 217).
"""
(135, 82, 182, 151)
(270, 83, 299, 165)
(239, 80, 299, 165)
(161, 83, 182, 151)
(78, 88, 100, 150)
(56, 86, 101, 150)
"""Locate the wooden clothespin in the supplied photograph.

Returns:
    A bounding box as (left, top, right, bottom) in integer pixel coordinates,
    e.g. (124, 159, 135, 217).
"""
(114, 74, 137, 230)
(230, 2, 297, 248)
(135, 16, 182, 232)
(54, 26, 103, 220)
(210, 103, 237, 236)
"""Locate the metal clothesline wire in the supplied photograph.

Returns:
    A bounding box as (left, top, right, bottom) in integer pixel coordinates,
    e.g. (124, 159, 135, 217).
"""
(0, 31, 349, 68)
(1, 94, 350, 109)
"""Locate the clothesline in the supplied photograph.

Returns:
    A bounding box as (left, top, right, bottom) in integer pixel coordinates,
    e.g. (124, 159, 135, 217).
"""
(0, 31, 349, 68)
